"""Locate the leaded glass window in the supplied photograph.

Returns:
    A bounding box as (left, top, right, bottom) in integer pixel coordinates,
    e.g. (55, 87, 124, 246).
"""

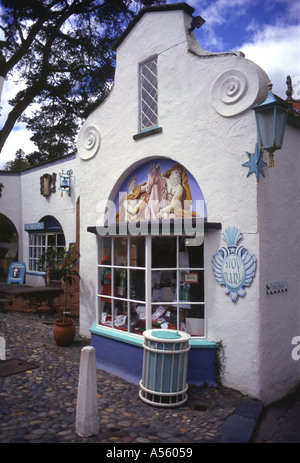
(140, 58, 158, 131)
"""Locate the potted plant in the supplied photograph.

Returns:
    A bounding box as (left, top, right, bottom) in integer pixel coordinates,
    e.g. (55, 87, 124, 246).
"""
(39, 246, 61, 287)
(39, 244, 80, 346)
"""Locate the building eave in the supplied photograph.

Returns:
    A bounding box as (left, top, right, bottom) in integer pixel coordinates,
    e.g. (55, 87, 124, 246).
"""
(112, 2, 195, 51)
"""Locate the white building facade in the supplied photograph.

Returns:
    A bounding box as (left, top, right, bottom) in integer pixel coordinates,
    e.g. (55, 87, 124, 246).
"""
(77, 3, 300, 405)
(0, 154, 79, 287)
(1, 3, 299, 405)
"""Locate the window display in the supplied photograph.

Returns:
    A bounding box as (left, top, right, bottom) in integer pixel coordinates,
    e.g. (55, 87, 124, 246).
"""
(97, 235, 205, 337)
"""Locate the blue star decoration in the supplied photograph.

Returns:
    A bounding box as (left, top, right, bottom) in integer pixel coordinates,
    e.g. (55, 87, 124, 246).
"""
(242, 143, 267, 181)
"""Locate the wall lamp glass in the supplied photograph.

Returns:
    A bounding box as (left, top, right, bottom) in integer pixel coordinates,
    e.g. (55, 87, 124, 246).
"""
(253, 82, 290, 167)
(243, 82, 290, 181)
(59, 169, 73, 196)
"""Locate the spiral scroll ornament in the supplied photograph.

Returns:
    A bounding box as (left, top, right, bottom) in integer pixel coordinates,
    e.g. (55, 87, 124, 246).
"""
(212, 69, 256, 117)
(78, 125, 101, 160)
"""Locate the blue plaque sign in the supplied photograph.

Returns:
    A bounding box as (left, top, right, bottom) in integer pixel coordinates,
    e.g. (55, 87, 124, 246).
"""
(24, 222, 44, 231)
(212, 226, 256, 302)
(7, 262, 26, 285)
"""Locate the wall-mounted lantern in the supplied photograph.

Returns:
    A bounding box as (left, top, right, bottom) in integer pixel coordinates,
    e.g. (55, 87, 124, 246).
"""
(243, 82, 291, 181)
(253, 82, 290, 167)
(59, 169, 73, 196)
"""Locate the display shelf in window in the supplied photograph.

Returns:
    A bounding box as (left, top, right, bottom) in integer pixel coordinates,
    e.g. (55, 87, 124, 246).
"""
(96, 235, 205, 338)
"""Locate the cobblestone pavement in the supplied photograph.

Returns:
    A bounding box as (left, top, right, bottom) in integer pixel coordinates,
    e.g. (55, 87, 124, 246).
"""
(0, 311, 255, 444)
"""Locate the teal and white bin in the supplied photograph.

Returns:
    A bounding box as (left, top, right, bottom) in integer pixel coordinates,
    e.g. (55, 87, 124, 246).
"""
(139, 329, 190, 407)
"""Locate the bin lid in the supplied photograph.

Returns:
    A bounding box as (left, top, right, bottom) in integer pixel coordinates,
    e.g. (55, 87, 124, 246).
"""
(151, 330, 181, 340)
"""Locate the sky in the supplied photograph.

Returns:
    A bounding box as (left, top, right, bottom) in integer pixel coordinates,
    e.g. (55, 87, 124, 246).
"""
(181, 0, 300, 97)
(0, 0, 300, 168)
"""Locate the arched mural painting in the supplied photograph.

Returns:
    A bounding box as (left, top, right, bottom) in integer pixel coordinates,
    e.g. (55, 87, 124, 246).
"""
(113, 159, 207, 224)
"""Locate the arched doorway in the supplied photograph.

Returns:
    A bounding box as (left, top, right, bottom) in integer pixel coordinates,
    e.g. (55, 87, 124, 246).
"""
(0, 214, 18, 278)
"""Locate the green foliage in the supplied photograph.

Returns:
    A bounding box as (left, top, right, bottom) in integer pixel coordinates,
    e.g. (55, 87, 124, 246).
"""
(214, 340, 225, 387)
(3, 149, 30, 172)
(39, 244, 80, 286)
(24, 102, 79, 164)
(0, 0, 166, 162)
(39, 244, 80, 321)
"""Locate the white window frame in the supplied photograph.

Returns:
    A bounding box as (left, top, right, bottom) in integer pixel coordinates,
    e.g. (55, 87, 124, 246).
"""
(97, 235, 205, 339)
(28, 232, 65, 272)
(139, 57, 158, 132)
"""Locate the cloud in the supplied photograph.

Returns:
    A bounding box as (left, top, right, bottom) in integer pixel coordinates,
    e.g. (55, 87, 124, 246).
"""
(200, 0, 253, 26)
(240, 24, 300, 99)
(0, 78, 36, 169)
(188, 0, 300, 98)
(188, 0, 257, 49)
(0, 129, 35, 170)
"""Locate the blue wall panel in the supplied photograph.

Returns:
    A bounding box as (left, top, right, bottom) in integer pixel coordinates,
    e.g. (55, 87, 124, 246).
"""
(91, 332, 218, 387)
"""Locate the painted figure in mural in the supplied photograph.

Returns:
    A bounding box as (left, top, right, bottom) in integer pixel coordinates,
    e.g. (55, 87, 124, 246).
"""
(119, 175, 148, 222)
(116, 163, 196, 222)
(160, 164, 195, 219)
(159, 167, 184, 219)
(144, 164, 164, 219)
(122, 176, 139, 222)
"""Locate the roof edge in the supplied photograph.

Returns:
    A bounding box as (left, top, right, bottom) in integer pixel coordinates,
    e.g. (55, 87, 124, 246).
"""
(0, 152, 76, 176)
(113, 2, 195, 51)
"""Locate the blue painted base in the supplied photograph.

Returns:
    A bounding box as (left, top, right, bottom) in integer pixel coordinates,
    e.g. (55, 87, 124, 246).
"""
(187, 346, 218, 386)
(90, 325, 218, 387)
(91, 332, 144, 385)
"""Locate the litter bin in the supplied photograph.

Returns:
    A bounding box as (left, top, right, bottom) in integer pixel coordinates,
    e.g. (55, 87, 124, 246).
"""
(139, 329, 190, 407)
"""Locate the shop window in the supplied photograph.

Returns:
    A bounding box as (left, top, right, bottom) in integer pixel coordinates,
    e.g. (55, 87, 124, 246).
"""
(139, 57, 158, 132)
(29, 232, 65, 272)
(97, 235, 205, 337)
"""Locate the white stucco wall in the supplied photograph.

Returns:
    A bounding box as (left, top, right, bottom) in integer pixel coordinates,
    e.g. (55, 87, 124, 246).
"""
(205, 230, 262, 398)
(0, 155, 79, 286)
(257, 121, 300, 404)
(76, 5, 277, 401)
(0, 173, 22, 269)
(22, 157, 79, 285)
(0, 172, 22, 232)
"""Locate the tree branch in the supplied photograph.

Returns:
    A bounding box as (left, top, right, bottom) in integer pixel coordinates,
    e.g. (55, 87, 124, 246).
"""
(0, 0, 87, 152)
